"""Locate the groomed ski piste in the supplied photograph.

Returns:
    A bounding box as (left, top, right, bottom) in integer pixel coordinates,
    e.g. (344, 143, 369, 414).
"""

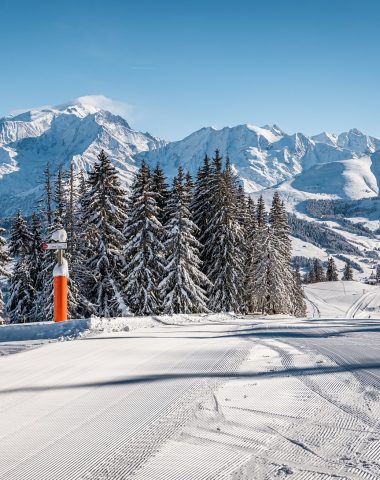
(0, 281, 379, 480)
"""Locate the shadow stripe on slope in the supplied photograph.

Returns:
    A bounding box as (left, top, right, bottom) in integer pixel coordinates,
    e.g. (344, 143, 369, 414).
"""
(1, 363, 380, 395)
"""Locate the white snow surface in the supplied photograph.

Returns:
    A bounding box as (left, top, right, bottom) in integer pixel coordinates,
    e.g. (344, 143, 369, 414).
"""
(0, 293, 379, 479)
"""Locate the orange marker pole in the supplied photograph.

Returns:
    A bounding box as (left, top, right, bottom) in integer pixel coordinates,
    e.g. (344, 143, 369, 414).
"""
(53, 256, 68, 322)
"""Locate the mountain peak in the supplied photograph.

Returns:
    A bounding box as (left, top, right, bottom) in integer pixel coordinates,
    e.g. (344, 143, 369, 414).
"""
(348, 127, 364, 136)
(261, 124, 287, 137)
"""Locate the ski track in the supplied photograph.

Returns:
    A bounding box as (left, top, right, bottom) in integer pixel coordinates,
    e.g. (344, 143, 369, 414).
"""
(126, 319, 380, 479)
(345, 291, 377, 319)
(0, 315, 379, 479)
(0, 323, 251, 480)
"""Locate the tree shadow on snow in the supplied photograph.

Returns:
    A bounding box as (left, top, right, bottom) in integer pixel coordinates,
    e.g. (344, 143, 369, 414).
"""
(1, 362, 379, 395)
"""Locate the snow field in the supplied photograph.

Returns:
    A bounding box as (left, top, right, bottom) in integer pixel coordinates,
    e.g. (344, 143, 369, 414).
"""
(135, 335, 380, 479)
(0, 322, 251, 480)
(304, 281, 379, 318)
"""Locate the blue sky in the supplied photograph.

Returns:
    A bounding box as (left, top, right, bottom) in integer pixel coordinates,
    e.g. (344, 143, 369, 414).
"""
(1, 0, 380, 140)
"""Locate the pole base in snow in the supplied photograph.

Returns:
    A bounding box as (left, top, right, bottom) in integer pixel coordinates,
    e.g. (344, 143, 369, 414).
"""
(54, 275, 67, 322)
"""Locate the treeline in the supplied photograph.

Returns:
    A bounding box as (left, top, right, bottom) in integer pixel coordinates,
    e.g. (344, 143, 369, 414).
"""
(302, 257, 353, 284)
(303, 197, 380, 218)
(288, 214, 362, 256)
(0, 150, 306, 322)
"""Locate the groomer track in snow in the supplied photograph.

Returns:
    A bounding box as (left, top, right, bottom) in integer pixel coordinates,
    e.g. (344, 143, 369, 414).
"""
(0, 321, 250, 480)
(0, 311, 379, 479)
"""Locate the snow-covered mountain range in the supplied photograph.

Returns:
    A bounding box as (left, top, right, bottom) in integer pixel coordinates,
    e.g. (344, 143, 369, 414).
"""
(2, 98, 380, 217)
(2, 96, 380, 280)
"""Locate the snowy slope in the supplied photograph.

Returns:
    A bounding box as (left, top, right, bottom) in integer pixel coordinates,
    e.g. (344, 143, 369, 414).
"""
(304, 280, 378, 318)
(0, 315, 379, 479)
(0, 98, 166, 216)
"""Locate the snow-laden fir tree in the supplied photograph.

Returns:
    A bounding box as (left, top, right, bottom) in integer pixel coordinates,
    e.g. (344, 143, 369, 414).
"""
(244, 196, 257, 313)
(256, 195, 267, 229)
(326, 257, 338, 281)
(269, 192, 291, 262)
(151, 163, 169, 225)
(270, 193, 306, 316)
(123, 160, 164, 315)
(185, 171, 194, 193)
(82, 150, 128, 317)
(294, 265, 302, 286)
(27, 213, 45, 321)
(64, 164, 95, 319)
(249, 194, 306, 316)
(7, 212, 34, 323)
(249, 224, 291, 314)
(9, 210, 31, 258)
(55, 165, 66, 225)
(201, 150, 223, 276)
(66, 162, 76, 256)
(192, 154, 212, 250)
(160, 167, 210, 314)
(342, 260, 354, 281)
(313, 258, 325, 282)
(0, 226, 10, 322)
(245, 196, 267, 312)
(204, 152, 245, 313)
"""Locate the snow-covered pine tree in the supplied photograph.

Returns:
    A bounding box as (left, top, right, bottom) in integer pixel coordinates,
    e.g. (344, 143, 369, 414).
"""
(9, 210, 31, 258)
(82, 150, 128, 317)
(55, 165, 66, 226)
(236, 183, 249, 230)
(7, 213, 34, 323)
(269, 192, 291, 261)
(342, 261, 354, 281)
(249, 194, 306, 316)
(63, 164, 95, 319)
(245, 196, 267, 313)
(326, 257, 338, 281)
(256, 195, 267, 228)
(295, 265, 302, 286)
(201, 150, 223, 276)
(0, 226, 10, 322)
(123, 160, 164, 315)
(27, 213, 45, 321)
(244, 196, 257, 312)
(313, 258, 325, 282)
(160, 167, 210, 314)
(66, 162, 76, 256)
(249, 224, 289, 314)
(269, 193, 306, 316)
(185, 171, 194, 193)
(205, 152, 245, 313)
(192, 154, 212, 248)
(151, 163, 169, 225)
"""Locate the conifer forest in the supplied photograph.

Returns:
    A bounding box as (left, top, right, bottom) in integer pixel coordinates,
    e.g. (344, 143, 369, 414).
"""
(1, 150, 308, 322)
